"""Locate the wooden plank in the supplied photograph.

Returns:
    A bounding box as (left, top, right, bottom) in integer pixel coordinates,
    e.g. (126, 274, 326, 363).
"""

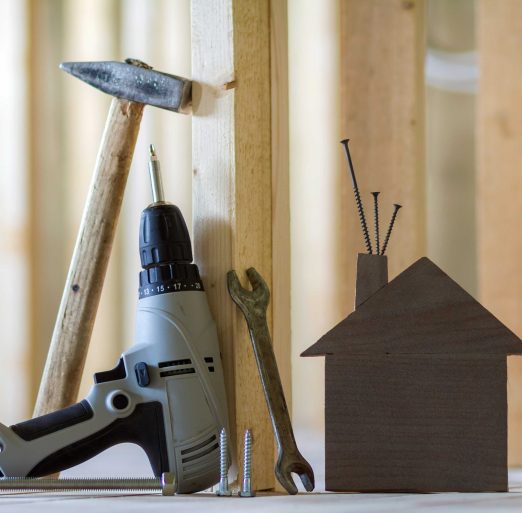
(325, 355, 507, 492)
(270, 0, 291, 413)
(340, 0, 426, 299)
(192, 0, 275, 490)
(476, 0, 522, 466)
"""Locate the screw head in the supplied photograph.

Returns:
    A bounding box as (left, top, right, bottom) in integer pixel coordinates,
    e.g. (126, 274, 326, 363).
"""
(216, 489, 232, 497)
(161, 472, 176, 496)
(238, 490, 256, 497)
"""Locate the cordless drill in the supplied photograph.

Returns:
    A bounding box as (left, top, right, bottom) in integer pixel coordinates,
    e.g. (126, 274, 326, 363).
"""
(0, 146, 230, 493)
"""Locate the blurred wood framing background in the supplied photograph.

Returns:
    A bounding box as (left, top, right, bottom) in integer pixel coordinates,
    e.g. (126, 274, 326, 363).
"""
(0, 0, 521, 479)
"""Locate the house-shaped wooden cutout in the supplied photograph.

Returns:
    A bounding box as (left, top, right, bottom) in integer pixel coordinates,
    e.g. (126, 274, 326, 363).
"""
(302, 254, 522, 492)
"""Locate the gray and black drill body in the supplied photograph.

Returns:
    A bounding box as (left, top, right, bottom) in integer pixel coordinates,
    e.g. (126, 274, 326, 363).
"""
(0, 148, 229, 493)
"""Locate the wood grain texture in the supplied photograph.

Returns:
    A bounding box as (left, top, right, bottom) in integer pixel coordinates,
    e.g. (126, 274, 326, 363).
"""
(192, 0, 275, 490)
(271, 0, 291, 421)
(354, 254, 388, 308)
(476, 0, 522, 466)
(325, 354, 508, 492)
(34, 98, 143, 417)
(304, 257, 522, 357)
(340, 0, 426, 303)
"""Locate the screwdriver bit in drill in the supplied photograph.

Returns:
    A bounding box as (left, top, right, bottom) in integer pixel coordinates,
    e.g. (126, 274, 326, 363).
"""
(149, 144, 166, 203)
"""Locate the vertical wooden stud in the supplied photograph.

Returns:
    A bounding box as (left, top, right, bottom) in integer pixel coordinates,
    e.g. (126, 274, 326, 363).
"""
(271, 0, 291, 412)
(340, 0, 426, 299)
(27, 0, 67, 411)
(192, 0, 280, 490)
(477, 0, 522, 465)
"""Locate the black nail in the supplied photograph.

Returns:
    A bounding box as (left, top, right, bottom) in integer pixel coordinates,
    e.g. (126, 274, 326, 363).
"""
(380, 204, 402, 255)
(371, 192, 380, 255)
(340, 140, 372, 254)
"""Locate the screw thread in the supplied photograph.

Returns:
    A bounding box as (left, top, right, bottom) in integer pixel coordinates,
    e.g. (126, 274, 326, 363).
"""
(341, 140, 373, 254)
(219, 428, 228, 479)
(0, 477, 161, 493)
(239, 429, 255, 497)
(353, 186, 373, 255)
(380, 204, 402, 255)
(216, 427, 231, 495)
(243, 429, 252, 479)
(371, 192, 380, 255)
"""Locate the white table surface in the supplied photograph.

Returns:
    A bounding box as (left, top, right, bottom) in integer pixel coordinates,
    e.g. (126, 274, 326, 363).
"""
(1, 430, 521, 512)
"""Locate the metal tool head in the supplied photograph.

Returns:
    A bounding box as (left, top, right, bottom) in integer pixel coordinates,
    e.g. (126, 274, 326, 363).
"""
(276, 449, 315, 495)
(60, 59, 192, 113)
(227, 268, 270, 319)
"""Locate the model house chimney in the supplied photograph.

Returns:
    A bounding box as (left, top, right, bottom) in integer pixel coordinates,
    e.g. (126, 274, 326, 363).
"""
(355, 253, 388, 309)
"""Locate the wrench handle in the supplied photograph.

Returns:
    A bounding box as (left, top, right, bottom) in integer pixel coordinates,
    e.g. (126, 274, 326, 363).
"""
(246, 315, 296, 454)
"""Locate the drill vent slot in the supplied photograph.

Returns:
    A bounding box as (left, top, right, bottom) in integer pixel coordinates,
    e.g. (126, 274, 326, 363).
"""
(160, 368, 195, 378)
(180, 434, 217, 456)
(204, 357, 215, 372)
(180, 434, 220, 466)
(182, 443, 219, 464)
(159, 358, 192, 368)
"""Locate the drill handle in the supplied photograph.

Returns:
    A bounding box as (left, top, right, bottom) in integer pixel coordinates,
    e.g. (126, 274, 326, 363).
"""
(0, 399, 169, 477)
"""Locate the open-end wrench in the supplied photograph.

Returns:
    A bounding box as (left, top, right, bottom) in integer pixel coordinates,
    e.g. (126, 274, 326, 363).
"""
(227, 268, 315, 495)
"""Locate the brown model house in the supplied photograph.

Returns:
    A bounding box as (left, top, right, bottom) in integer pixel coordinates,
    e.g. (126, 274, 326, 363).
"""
(302, 254, 522, 492)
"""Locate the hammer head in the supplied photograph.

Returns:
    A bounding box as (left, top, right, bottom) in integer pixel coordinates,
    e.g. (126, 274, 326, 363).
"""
(60, 59, 191, 113)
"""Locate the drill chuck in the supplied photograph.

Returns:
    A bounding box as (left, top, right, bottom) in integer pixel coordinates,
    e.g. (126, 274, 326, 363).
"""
(138, 147, 203, 298)
(139, 203, 193, 267)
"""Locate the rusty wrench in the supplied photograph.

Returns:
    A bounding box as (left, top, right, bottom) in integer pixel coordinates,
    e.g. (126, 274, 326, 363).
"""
(227, 268, 315, 495)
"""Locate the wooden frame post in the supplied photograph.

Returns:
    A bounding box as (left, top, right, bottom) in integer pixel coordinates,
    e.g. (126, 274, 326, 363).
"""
(192, 0, 289, 490)
(340, 0, 426, 292)
(477, 0, 522, 466)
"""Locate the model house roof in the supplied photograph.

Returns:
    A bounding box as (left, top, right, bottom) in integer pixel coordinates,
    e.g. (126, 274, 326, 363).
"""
(302, 257, 522, 356)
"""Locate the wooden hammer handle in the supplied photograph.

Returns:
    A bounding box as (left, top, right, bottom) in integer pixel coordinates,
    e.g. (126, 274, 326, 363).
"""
(33, 98, 144, 418)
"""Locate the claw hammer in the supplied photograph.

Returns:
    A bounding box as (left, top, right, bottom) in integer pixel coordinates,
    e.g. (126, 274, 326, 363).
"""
(34, 59, 191, 419)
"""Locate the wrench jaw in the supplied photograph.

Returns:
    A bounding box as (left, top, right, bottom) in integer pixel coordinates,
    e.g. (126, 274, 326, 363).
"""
(244, 268, 270, 304)
(227, 269, 270, 315)
(275, 451, 316, 495)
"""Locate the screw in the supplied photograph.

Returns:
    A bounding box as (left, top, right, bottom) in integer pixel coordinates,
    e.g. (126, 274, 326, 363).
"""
(380, 203, 402, 255)
(371, 192, 380, 255)
(216, 427, 232, 496)
(341, 139, 373, 255)
(0, 472, 176, 496)
(239, 429, 255, 497)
